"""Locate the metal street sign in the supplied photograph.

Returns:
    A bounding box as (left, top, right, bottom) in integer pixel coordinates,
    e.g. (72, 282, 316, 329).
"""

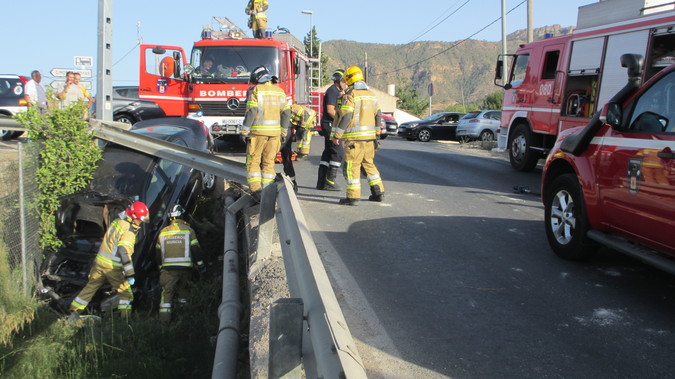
(74, 56, 93, 67)
(50, 68, 92, 78)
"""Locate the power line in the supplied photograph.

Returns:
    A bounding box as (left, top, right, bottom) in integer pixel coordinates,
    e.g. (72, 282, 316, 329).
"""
(371, 0, 527, 78)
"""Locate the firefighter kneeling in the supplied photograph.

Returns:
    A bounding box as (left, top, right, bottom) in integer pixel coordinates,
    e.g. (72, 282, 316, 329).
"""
(156, 204, 205, 322)
(69, 201, 150, 321)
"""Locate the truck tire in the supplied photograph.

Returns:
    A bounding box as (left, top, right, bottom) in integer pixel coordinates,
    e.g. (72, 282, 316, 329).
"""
(544, 174, 598, 260)
(509, 123, 540, 172)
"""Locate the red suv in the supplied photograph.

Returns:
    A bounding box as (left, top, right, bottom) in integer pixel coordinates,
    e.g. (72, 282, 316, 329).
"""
(542, 54, 675, 273)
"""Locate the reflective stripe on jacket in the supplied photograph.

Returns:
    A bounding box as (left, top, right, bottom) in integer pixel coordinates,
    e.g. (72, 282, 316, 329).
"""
(95, 216, 139, 276)
(244, 82, 289, 136)
(156, 219, 201, 270)
(333, 88, 380, 141)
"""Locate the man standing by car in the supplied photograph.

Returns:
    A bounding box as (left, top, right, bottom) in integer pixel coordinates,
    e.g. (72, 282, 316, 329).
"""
(68, 201, 150, 321)
(332, 66, 384, 205)
(242, 65, 290, 198)
(24, 70, 47, 112)
(317, 69, 346, 191)
(156, 204, 205, 322)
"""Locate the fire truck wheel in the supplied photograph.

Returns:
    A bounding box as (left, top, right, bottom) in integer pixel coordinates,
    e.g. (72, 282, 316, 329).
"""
(509, 123, 540, 172)
(544, 173, 597, 260)
(416, 128, 432, 142)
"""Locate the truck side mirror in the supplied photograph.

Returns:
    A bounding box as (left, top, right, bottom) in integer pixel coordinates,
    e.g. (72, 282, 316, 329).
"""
(495, 60, 503, 80)
(601, 102, 622, 128)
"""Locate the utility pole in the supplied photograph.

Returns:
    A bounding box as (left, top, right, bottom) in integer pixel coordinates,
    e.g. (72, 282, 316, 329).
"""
(527, 0, 534, 43)
(96, 0, 113, 121)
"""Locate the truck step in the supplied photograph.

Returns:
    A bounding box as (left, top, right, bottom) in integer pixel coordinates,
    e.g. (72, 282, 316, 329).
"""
(587, 230, 675, 275)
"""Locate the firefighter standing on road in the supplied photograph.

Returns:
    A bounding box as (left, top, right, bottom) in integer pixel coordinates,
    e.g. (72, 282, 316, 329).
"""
(280, 103, 316, 192)
(156, 204, 205, 322)
(332, 66, 384, 206)
(68, 201, 150, 321)
(317, 69, 347, 191)
(245, 0, 269, 39)
(242, 65, 290, 198)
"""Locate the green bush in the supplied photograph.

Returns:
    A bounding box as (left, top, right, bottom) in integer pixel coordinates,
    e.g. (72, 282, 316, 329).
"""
(13, 104, 102, 251)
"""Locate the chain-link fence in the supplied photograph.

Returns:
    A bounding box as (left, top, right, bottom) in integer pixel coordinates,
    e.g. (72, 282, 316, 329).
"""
(0, 142, 41, 296)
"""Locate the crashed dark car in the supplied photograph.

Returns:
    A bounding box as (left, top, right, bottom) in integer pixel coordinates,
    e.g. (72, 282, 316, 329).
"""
(40, 117, 215, 313)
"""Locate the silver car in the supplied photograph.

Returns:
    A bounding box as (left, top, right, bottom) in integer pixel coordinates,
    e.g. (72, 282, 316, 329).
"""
(456, 110, 502, 141)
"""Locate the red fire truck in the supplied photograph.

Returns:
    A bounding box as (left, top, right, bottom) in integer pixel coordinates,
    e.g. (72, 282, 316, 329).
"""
(138, 24, 313, 141)
(495, 0, 675, 171)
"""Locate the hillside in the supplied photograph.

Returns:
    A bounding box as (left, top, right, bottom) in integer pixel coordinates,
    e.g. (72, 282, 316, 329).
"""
(322, 25, 574, 111)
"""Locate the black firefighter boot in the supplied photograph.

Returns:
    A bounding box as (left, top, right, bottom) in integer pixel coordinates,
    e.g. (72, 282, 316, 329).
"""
(316, 164, 328, 190)
(368, 185, 384, 202)
(323, 166, 342, 191)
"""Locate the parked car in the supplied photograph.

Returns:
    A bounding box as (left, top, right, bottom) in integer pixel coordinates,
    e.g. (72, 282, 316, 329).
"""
(40, 117, 215, 312)
(110, 86, 166, 124)
(455, 110, 502, 141)
(0, 74, 29, 140)
(397, 112, 465, 142)
(541, 54, 675, 273)
(379, 113, 398, 139)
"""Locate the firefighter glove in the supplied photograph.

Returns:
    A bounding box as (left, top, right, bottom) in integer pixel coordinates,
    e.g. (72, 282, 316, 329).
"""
(127, 276, 136, 286)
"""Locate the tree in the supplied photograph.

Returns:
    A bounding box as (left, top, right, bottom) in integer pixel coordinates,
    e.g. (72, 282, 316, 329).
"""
(395, 78, 428, 117)
(481, 91, 503, 110)
(303, 26, 329, 86)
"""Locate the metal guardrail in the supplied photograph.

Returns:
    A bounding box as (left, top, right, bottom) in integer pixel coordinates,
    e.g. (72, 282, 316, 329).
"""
(261, 175, 368, 378)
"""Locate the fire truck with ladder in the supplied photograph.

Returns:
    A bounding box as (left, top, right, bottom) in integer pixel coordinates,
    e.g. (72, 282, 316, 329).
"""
(495, 0, 675, 171)
(138, 18, 319, 141)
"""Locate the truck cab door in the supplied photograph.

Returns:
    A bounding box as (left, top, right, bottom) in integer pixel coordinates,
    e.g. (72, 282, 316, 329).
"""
(139, 44, 188, 116)
(533, 43, 565, 132)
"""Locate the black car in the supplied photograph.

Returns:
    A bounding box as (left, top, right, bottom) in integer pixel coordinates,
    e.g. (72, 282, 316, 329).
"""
(41, 118, 214, 312)
(397, 112, 466, 142)
(0, 74, 28, 140)
(112, 86, 166, 124)
(379, 114, 398, 139)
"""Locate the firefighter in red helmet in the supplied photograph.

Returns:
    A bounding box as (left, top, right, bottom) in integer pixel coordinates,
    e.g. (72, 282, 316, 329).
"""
(68, 201, 150, 321)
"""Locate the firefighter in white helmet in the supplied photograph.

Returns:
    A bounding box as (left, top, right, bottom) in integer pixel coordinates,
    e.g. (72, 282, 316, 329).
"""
(242, 65, 291, 199)
(69, 201, 150, 321)
(245, 0, 269, 39)
(332, 66, 384, 205)
(156, 204, 205, 322)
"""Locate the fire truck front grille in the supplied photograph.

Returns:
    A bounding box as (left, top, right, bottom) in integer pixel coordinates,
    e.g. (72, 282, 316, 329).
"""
(199, 102, 246, 117)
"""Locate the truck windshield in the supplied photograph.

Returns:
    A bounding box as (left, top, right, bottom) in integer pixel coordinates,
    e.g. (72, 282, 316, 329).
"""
(191, 46, 278, 84)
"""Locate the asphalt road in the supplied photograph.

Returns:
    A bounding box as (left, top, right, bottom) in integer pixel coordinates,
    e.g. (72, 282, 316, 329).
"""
(281, 136, 675, 378)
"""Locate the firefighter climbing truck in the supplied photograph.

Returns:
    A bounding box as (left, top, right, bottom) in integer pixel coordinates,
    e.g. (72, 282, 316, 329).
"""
(138, 26, 313, 141)
(495, 0, 675, 171)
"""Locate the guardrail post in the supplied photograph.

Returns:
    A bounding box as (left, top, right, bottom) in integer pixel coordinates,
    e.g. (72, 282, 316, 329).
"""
(268, 298, 304, 379)
(252, 181, 278, 271)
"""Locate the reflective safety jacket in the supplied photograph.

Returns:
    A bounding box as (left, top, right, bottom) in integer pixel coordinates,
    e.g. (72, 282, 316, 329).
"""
(290, 103, 316, 130)
(156, 219, 204, 271)
(333, 85, 381, 141)
(242, 82, 290, 137)
(95, 215, 140, 277)
(246, 0, 268, 19)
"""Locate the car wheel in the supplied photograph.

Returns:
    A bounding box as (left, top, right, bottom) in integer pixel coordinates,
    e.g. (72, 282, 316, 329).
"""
(509, 123, 540, 172)
(379, 134, 388, 140)
(479, 129, 494, 141)
(202, 172, 216, 193)
(544, 174, 597, 260)
(114, 113, 136, 124)
(417, 128, 432, 142)
(1, 130, 15, 141)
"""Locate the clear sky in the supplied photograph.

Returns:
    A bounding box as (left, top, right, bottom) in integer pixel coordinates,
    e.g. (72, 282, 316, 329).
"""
(2, 0, 593, 91)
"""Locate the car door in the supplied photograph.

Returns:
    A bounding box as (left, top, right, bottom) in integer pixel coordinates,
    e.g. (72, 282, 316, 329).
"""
(595, 70, 675, 251)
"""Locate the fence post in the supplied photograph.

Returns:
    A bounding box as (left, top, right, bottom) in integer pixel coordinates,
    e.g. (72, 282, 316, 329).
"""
(18, 142, 28, 295)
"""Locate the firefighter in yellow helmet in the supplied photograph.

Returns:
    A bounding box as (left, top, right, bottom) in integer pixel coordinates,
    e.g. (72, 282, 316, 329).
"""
(68, 201, 150, 321)
(242, 65, 291, 198)
(156, 204, 205, 322)
(331, 66, 384, 205)
(245, 0, 269, 39)
(280, 103, 316, 192)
